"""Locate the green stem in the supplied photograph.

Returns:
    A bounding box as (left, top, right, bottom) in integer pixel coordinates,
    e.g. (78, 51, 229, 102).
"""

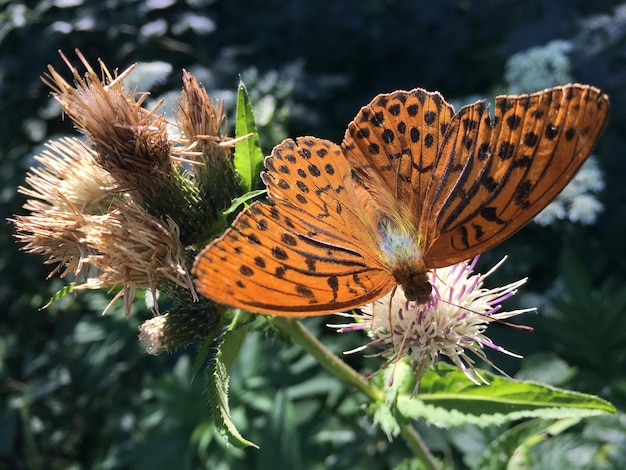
(399, 421, 439, 467)
(271, 317, 439, 470)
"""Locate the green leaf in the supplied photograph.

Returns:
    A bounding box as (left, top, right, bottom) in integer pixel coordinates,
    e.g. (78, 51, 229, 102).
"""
(192, 333, 218, 381)
(370, 400, 401, 440)
(369, 362, 411, 439)
(581, 414, 626, 467)
(234, 79, 264, 192)
(206, 315, 257, 448)
(222, 189, 267, 216)
(396, 364, 615, 428)
(204, 189, 267, 240)
(395, 457, 445, 470)
(42, 283, 76, 309)
(220, 310, 251, 370)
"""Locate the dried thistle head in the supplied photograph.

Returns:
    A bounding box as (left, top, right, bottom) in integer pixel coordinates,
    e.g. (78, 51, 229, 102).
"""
(176, 69, 230, 161)
(13, 51, 245, 324)
(14, 137, 117, 279)
(76, 200, 196, 317)
(175, 70, 242, 232)
(20, 137, 117, 213)
(13, 136, 195, 318)
(40, 50, 243, 247)
(42, 50, 172, 198)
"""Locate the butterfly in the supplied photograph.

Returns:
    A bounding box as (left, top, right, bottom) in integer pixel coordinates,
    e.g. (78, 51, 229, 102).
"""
(193, 84, 609, 316)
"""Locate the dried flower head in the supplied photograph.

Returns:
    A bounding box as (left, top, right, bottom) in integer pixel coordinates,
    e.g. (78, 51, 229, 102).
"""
(331, 257, 534, 393)
(75, 201, 196, 316)
(174, 70, 242, 234)
(176, 69, 230, 159)
(12, 137, 195, 318)
(42, 50, 172, 196)
(13, 51, 240, 326)
(20, 137, 116, 213)
(14, 137, 116, 279)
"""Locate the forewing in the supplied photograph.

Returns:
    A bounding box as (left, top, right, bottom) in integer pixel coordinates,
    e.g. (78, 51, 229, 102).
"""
(422, 84, 609, 267)
(193, 137, 394, 315)
(342, 88, 455, 222)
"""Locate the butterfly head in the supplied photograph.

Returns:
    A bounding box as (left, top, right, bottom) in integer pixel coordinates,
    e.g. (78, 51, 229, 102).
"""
(391, 260, 432, 304)
(398, 270, 432, 304)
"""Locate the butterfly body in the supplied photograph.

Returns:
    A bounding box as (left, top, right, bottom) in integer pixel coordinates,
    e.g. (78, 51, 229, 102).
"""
(376, 217, 431, 302)
(194, 84, 609, 316)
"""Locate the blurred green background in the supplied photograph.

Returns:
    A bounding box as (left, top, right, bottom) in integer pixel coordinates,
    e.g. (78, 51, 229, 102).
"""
(2, 1, 626, 468)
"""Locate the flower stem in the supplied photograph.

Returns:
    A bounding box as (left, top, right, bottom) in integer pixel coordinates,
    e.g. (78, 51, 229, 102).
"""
(270, 317, 440, 470)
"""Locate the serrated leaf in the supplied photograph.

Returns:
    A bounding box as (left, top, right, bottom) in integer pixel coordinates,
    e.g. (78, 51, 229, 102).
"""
(370, 401, 401, 439)
(396, 364, 614, 428)
(369, 361, 410, 438)
(205, 321, 257, 448)
(220, 312, 250, 370)
(212, 356, 256, 448)
(42, 283, 75, 309)
(192, 334, 218, 381)
(234, 79, 264, 192)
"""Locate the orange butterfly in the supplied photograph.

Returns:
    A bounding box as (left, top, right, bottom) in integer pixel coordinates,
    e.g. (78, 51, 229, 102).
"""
(193, 84, 609, 316)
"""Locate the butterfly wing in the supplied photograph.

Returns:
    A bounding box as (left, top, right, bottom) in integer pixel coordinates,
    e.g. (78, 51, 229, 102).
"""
(421, 84, 609, 267)
(193, 137, 394, 315)
(342, 88, 455, 223)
